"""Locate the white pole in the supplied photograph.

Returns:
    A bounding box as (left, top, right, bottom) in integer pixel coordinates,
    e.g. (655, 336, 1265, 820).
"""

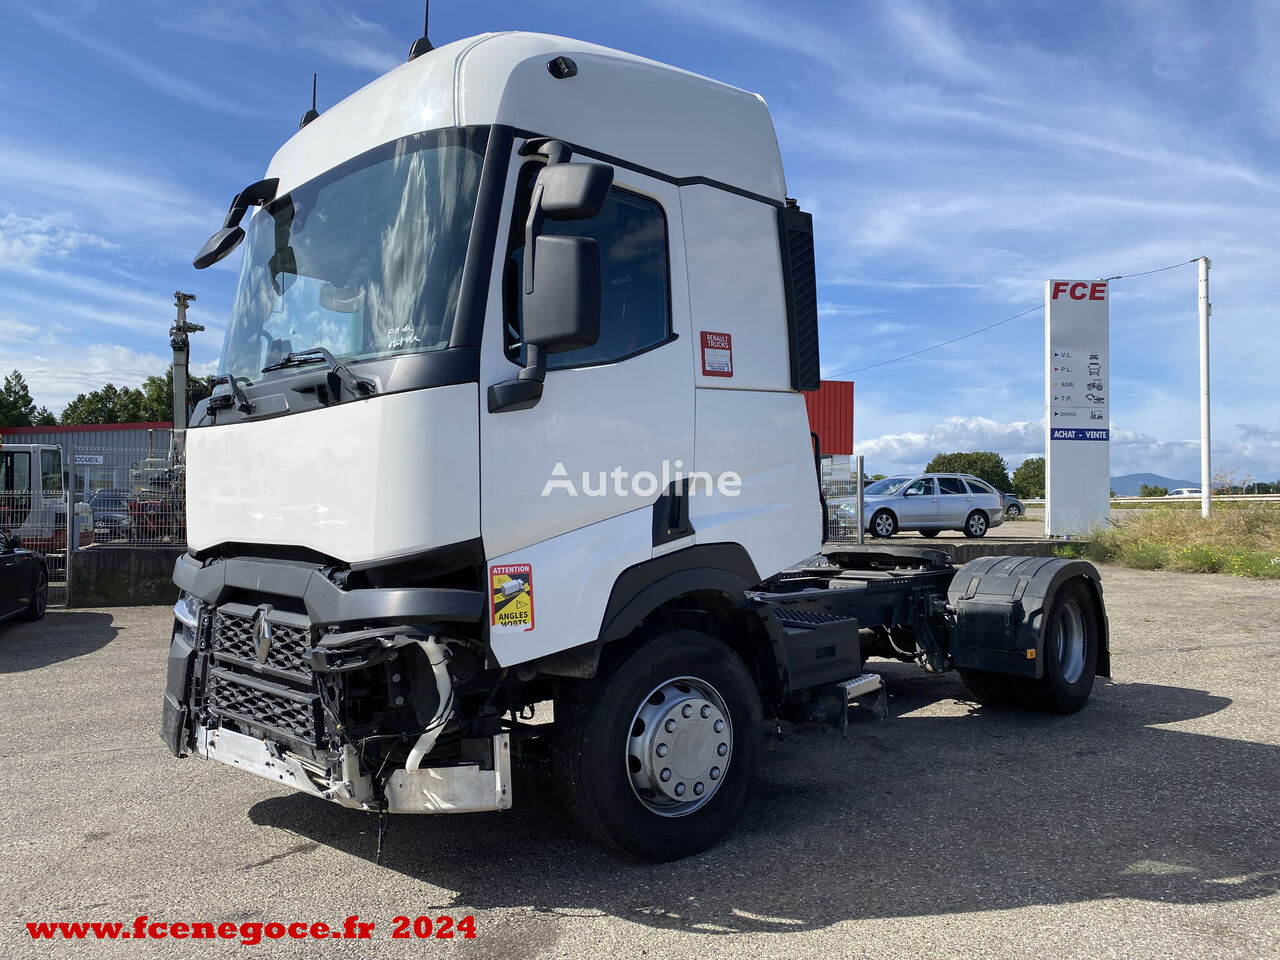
(1198, 257, 1211, 519)
(856, 454, 865, 545)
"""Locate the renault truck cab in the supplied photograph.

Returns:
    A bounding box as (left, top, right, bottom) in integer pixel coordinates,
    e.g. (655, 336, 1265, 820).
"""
(165, 32, 1108, 861)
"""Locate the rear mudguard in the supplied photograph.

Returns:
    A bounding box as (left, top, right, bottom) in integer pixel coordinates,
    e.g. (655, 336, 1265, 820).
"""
(946, 556, 1109, 680)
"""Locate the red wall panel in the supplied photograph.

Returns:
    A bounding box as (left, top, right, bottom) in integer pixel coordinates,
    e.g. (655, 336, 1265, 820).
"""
(804, 380, 854, 455)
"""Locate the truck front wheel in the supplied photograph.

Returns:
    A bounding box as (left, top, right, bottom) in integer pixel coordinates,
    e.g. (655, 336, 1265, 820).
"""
(552, 627, 762, 861)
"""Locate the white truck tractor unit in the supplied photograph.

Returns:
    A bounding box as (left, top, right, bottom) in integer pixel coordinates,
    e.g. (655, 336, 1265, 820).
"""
(163, 32, 1109, 861)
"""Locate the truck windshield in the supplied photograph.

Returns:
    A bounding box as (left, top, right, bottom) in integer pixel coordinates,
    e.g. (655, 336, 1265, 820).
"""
(220, 128, 487, 384)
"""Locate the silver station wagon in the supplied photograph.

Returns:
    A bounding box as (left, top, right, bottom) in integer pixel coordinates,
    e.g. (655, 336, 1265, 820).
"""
(838, 473, 1005, 539)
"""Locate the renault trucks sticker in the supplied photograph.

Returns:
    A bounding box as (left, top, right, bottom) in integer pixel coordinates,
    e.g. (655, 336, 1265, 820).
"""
(490, 563, 534, 632)
(700, 331, 733, 377)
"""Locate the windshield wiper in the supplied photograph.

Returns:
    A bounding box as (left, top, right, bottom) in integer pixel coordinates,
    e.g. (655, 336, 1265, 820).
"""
(262, 348, 377, 397)
(208, 375, 255, 414)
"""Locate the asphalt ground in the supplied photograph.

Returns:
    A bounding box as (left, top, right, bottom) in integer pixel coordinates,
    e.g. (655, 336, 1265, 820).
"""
(1, 565, 1277, 959)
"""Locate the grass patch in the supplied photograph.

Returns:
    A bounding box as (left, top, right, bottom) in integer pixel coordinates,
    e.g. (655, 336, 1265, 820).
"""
(1070, 503, 1280, 579)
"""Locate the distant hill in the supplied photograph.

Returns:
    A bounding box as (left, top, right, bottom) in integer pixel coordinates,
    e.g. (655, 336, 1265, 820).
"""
(1110, 473, 1198, 496)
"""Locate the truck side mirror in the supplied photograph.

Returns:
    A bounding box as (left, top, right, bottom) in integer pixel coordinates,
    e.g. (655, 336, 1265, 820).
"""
(536, 162, 612, 221)
(488, 160, 613, 414)
(523, 236, 601, 354)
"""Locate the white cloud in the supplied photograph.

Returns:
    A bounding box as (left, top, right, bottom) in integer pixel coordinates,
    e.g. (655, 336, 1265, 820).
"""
(3, 343, 174, 413)
(858, 416, 1043, 470)
(0, 141, 218, 241)
(0, 215, 115, 268)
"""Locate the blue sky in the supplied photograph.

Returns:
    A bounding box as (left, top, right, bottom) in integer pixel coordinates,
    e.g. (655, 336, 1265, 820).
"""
(1, 1, 1276, 481)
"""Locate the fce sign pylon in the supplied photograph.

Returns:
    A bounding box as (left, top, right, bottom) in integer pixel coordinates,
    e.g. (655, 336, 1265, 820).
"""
(1045, 280, 1110, 537)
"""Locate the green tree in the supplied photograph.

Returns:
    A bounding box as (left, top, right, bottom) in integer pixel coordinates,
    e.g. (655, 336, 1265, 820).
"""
(32, 406, 58, 426)
(139, 367, 212, 423)
(0, 370, 37, 427)
(60, 366, 211, 425)
(61, 383, 145, 425)
(925, 451, 1012, 491)
(1012, 456, 1046, 499)
(1139, 483, 1168, 497)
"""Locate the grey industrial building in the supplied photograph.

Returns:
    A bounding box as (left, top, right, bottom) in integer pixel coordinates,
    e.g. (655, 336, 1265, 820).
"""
(0, 422, 174, 498)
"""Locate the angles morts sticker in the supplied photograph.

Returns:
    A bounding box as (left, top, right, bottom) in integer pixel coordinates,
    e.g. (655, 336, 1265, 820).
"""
(490, 563, 534, 632)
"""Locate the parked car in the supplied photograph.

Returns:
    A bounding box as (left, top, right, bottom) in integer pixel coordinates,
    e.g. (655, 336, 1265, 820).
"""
(836, 473, 1005, 539)
(1000, 491, 1026, 518)
(0, 532, 47, 624)
(1166, 488, 1202, 498)
(87, 488, 131, 540)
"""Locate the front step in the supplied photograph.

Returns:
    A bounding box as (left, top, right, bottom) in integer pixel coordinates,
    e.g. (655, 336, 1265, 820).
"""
(762, 593, 862, 693)
(806, 673, 886, 731)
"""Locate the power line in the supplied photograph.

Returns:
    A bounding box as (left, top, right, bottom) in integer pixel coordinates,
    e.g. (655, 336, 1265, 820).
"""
(827, 257, 1198, 378)
(828, 304, 1040, 377)
(1099, 257, 1198, 282)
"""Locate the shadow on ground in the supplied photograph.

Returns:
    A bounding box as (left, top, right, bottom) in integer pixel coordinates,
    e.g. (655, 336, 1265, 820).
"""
(250, 669, 1280, 933)
(0, 611, 118, 673)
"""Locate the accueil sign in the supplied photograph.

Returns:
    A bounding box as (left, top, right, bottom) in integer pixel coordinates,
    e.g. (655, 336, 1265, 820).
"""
(1045, 279, 1110, 536)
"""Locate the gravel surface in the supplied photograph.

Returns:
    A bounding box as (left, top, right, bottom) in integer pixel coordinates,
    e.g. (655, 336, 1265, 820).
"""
(1, 565, 1277, 959)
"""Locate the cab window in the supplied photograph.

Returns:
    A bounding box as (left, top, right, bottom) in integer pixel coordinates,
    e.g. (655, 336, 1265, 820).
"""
(1, 451, 32, 526)
(504, 162, 671, 370)
(41, 449, 63, 493)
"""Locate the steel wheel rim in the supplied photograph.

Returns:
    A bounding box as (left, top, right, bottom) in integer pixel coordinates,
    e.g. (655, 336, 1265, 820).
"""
(969, 513, 986, 535)
(874, 514, 894, 537)
(626, 676, 732, 817)
(1056, 598, 1086, 683)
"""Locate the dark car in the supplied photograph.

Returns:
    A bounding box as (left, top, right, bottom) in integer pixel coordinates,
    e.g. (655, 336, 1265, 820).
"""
(1000, 491, 1026, 518)
(88, 488, 131, 541)
(0, 532, 47, 623)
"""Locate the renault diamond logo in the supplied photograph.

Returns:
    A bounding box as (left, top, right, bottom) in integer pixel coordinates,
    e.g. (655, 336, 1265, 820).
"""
(253, 605, 274, 664)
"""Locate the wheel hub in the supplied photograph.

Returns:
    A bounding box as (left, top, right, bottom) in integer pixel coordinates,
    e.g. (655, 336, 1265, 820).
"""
(1056, 598, 1087, 683)
(627, 677, 731, 816)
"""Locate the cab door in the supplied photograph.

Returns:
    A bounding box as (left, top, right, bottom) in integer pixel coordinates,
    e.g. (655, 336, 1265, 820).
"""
(478, 143, 694, 663)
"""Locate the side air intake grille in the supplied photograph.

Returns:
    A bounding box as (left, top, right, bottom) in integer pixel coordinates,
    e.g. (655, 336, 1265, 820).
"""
(781, 203, 820, 392)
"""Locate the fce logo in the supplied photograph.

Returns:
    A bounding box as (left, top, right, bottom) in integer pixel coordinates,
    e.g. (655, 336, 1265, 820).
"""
(1051, 281, 1107, 301)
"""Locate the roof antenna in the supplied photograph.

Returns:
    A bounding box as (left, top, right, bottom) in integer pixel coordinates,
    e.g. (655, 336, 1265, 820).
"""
(299, 73, 319, 129)
(408, 1, 433, 61)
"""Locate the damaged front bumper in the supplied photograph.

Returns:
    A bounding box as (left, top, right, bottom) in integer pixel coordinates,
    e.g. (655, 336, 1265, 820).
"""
(193, 724, 512, 814)
(162, 551, 509, 815)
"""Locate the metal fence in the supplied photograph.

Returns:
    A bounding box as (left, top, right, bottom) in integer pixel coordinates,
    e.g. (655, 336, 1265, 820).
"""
(76, 450, 187, 548)
(820, 465, 863, 543)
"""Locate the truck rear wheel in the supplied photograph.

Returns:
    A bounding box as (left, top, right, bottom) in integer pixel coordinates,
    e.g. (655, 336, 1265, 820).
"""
(1017, 577, 1100, 713)
(552, 627, 762, 861)
(959, 577, 1100, 713)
